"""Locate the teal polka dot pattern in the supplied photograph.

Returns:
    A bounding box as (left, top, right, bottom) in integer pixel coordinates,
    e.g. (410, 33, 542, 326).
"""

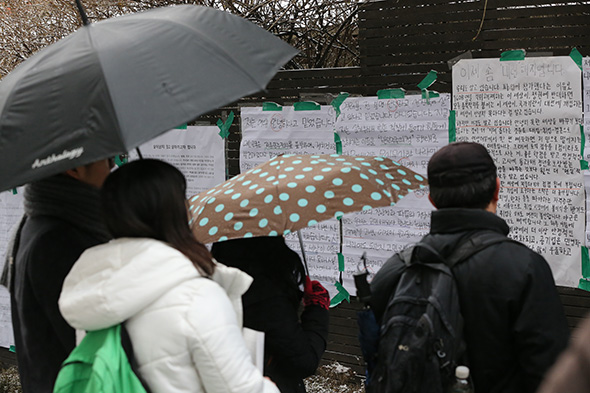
(188, 153, 428, 244)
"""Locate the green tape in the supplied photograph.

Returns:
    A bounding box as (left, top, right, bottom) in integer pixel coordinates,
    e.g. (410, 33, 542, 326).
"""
(582, 246, 590, 277)
(115, 155, 128, 167)
(262, 102, 282, 111)
(570, 47, 583, 70)
(9, 345, 15, 353)
(417, 70, 437, 90)
(579, 278, 590, 292)
(448, 110, 456, 142)
(377, 88, 405, 99)
(12, 188, 17, 195)
(331, 92, 350, 119)
(175, 123, 187, 129)
(217, 111, 234, 139)
(293, 101, 321, 111)
(329, 281, 351, 307)
(334, 133, 342, 154)
(581, 160, 589, 170)
(500, 50, 526, 61)
(337, 253, 345, 272)
(421, 90, 440, 100)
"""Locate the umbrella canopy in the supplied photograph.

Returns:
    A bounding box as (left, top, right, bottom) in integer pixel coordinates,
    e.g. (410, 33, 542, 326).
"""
(189, 153, 427, 244)
(0, 5, 297, 192)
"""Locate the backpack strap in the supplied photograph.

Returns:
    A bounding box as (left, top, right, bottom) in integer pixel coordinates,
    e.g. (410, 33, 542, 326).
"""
(121, 323, 153, 393)
(446, 230, 520, 268)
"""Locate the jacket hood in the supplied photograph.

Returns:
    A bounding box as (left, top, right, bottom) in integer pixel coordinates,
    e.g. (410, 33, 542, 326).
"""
(59, 238, 252, 331)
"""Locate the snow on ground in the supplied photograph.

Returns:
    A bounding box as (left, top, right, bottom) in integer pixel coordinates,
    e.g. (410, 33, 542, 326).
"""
(304, 362, 365, 393)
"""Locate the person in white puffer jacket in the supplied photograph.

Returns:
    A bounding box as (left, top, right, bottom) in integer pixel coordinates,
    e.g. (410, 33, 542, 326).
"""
(58, 159, 279, 393)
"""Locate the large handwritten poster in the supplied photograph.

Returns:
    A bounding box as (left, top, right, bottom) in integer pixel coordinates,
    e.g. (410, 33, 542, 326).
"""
(239, 98, 451, 297)
(0, 188, 23, 348)
(131, 126, 226, 196)
(453, 56, 584, 287)
(334, 94, 450, 293)
(583, 58, 590, 247)
(240, 105, 343, 296)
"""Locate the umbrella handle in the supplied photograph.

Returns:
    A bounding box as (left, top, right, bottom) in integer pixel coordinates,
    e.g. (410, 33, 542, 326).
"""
(296, 230, 309, 276)
(74, 0, 90, 26)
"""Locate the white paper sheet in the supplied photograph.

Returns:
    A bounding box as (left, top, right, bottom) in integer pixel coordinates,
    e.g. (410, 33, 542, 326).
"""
(453, 56, 584, 287)
(130, 126, 226, 196)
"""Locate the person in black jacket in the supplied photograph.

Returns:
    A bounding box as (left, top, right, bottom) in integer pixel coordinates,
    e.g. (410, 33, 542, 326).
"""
(370, 142, 569, 393)
(211, 236, 329, 393)
(3, 159, 113, 393)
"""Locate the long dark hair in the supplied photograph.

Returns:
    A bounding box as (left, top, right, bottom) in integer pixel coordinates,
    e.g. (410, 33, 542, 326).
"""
(101, 159, 214, 276)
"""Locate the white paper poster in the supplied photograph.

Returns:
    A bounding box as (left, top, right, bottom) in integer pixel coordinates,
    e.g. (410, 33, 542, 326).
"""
(0, 188, 23, 348)
(240, 105, 342, 296)
(239, 98, 450, 297)
(453, 56, 584, 287)
(131, 126, 226, 196)
(335, 94, 450, 293)
(583, 58, 590, 247)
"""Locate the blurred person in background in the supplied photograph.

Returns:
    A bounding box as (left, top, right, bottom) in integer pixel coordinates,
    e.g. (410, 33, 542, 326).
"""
(3, 159, 113, 393)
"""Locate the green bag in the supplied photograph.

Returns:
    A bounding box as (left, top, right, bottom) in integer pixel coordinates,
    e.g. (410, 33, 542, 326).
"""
(53, 324, 148, 393)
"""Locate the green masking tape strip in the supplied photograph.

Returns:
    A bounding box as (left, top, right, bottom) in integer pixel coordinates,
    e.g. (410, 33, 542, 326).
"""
(175, 123, 187, 129)
(570, 47, 583, 70)
(377, 88, 405, 99)
(500, 49, 526, 61)
(329, 281, 351, 307)
(293, 101, 321, 111)
(12, 188, 17, 195)
(581, 125, 588, 169)
(115, 155, 128, 167)
(582, 246, 590, 278)
(331, 92, 350, 119)
(9, 345, 15, 353)
(448, 110, 456, 142)
(579, 278, 590, 292)
(334, 133, 342, 154)
(262, 102, 282, 111)
(217, 111, 235, 139)
(417, 70, 437, 90)
(421, 90, 440, 100)
(337, 252, 345, 272)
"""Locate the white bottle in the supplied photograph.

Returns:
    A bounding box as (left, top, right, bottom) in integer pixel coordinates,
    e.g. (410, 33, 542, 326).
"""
(449, 366, 474, 393)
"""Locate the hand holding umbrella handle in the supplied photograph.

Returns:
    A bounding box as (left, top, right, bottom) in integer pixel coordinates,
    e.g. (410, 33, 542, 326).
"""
(303, 276, 330, 310)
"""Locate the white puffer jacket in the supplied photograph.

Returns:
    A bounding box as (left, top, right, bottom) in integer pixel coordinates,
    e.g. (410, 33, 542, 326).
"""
(59, 238, 279, 393)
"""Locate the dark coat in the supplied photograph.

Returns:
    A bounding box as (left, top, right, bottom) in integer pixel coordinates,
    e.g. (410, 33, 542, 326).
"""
(370, 208, 569, 393)
(11, 216, 106, 393)
(211, 237, 329, 393)
(242, 277, 329, 393)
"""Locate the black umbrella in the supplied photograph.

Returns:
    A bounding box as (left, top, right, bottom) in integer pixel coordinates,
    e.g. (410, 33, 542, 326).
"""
(0, 4, 297, 192)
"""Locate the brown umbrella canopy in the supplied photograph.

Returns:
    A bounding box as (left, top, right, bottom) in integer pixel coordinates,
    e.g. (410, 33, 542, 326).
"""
(189, 153, 427, 244)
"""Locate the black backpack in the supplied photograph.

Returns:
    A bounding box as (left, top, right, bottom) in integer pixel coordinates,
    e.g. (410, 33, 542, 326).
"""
(367, 231, 515, 393)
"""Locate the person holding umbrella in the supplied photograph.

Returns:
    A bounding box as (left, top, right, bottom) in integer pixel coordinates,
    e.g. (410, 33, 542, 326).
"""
(2, 158, 113, 393)
(211, 236, 330, 393)
(58, 159, 279, 393)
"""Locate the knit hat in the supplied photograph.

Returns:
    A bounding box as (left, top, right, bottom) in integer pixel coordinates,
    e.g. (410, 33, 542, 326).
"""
(427, 142, 497, 187)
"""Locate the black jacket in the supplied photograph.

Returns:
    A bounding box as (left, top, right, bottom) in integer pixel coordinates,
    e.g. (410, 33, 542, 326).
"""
(211, 236, 329, 393)
(242, 277, 329, 393)
(11, 216, 105, 393)
(370, 208, 569, 393)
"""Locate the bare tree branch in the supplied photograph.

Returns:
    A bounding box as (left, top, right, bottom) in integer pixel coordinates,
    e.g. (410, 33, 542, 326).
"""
(0, 0, 359, 78)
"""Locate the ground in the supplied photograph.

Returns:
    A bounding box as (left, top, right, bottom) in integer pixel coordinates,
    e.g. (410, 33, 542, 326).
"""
(0, 362, 364, 393)
(304, 362, 365, 393)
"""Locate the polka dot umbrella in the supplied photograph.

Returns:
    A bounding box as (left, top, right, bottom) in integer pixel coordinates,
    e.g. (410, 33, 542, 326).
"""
(188, 153, 428, 244)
